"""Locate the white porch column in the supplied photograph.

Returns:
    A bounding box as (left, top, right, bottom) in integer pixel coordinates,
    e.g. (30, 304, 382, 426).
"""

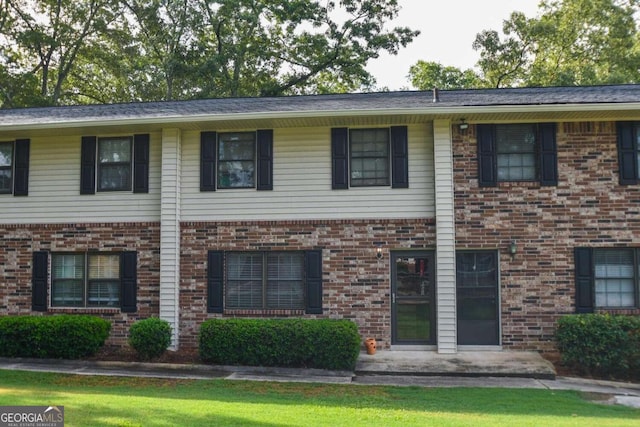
(433, 119, 457, 353)
(160, 128, 181, 349)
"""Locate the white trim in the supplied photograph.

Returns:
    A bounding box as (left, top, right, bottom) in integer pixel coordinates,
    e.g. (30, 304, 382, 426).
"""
(2, 103, 640, 132)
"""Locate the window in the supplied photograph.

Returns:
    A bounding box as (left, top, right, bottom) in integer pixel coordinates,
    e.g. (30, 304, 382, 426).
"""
(52, 253, 121, 308)
(350, 129, 390, 186)
(225, 252, 304, 310)
(594, 249, 636, 308)
(617, 122, 640, 184)
(575, 247, 639, 312)
(80, 134, 149, 195)
(207, 250, 323, 314)
(496, 124, 537, 181)
(200, 130, 273, 191)
(218, 132, 255, 189)
(477, 123, 557, 187)
(331, 126, 408, 189)
(98, 137, 132, 191)
(0, 141, 13, 194)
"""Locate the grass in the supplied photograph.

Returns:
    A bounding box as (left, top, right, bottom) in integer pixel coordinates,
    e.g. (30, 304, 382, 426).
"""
(0, 369, 638, 426)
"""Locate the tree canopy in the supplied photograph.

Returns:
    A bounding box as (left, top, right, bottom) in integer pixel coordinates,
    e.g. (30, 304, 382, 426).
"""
(0, 0, 419, 107)
(410, 0, 640, 90)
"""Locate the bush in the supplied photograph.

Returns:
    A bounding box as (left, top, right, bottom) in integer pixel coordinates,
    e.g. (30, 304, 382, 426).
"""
(129, 318, 172, 361)
(199, 318, 360, 370)
(555, 314, 640, 379)
(0, 315, 111, 359)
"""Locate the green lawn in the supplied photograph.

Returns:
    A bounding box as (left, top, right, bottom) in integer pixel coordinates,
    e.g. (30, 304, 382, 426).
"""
(0, 369, 638, 426)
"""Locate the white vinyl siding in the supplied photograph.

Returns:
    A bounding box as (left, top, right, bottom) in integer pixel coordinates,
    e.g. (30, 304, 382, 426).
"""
(433, 119, 457, 353)
(181, 124, 434, 221)
(0, 134, 161, 224)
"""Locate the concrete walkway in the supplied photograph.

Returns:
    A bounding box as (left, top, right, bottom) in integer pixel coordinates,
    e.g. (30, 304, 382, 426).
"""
(1, 352, 639, 409)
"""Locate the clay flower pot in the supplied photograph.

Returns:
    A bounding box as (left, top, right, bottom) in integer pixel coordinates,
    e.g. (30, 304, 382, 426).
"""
(365, 338, 377, 355)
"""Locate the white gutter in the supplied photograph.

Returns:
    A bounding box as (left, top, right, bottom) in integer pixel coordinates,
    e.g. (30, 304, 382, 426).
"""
(1, 102, 640, 131)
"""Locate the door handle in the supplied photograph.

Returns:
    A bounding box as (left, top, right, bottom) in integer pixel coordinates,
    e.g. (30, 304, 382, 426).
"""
(392, 293, 396, 304)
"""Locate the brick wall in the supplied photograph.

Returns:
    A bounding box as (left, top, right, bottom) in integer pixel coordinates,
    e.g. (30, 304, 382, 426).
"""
(0, 222, 160, 347)
(179, 219, 436, 350)
(454, 122, 640, 352)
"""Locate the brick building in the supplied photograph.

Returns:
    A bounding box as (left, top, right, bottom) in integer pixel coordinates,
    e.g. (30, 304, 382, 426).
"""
(1, 85, 639, 355)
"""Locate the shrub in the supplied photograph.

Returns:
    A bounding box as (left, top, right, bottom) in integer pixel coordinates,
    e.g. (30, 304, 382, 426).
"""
(129, 318, 172, 361)
(555, 314, 640, 379)
(199, 318, 360, 370)
(0, 315, 111, 359)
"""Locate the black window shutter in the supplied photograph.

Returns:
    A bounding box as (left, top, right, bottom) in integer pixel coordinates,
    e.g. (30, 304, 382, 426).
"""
(617, 122, 638, 185)
(391, 126, 409, 188)
(477, 124, 497, 187)
(305, 250, 323, 314)
(538, 123, 558, 186)
(32, 251, 48, 312)
(574, 247, 594, 313)
(133, 134, 150, 193)
(331, 128, 349, 189)
(13, 138, 30, 196)
(207, 251, 224, 313)
(256, 129, 273, 191)
(200, 132, 217, 191)
(120, 251, 138, 313)
(80, 136, 97, 194)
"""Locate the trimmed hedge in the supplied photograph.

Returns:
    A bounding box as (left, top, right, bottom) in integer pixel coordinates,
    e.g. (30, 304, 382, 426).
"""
(199, 318, 360, 370)
(129, 317, 172, 360)
(555, 314, 640, 379)
(0, 315, 111, 359)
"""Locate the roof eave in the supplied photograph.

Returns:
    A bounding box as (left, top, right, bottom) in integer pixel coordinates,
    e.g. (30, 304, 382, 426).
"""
(1, 101, 639, 132)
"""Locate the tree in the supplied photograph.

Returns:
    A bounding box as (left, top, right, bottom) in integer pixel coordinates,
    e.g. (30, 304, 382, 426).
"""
(473, 0, 640, 87)
(408, 61, 482, 90)
(187, 0, 418, 98)
(0, 0, 122, 107)
(409, 0, 640, 89)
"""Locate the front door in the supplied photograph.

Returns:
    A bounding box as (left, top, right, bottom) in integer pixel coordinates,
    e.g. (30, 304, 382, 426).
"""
(456, 251, 500, 345)
(391, 251, 436, 345)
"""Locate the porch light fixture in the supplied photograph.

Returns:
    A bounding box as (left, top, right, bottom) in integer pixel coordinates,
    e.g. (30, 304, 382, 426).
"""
(509, 240, 517, 258)
(459, 119, 468, 132)
(376, 244, 383, 260)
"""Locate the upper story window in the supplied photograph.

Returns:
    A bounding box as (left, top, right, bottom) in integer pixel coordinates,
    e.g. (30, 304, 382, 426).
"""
(349, 129, 390, 187)
(80, 134, 149, 195)
(218, 132, 256, 189)
(616, 122, 640, 185)
(495, 124, 537, 181)
(477, 123, 557, 187)
(98, 137, 132, 191)
(200, 130, 273, 192)
(331, 126, 408, 189)
(0, 141, 13, 194)
(52, 252, 121, 308)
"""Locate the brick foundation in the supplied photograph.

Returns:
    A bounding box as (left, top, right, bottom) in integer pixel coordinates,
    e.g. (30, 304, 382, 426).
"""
(179, 219, 436, 350)
(0, 223, 160, 347)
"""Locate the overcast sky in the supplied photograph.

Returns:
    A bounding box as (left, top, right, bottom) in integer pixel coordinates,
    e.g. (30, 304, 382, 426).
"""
(368, 0, 542, 90)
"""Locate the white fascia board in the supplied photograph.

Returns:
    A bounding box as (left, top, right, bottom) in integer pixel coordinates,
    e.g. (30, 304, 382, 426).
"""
(2, 102, 640, 131)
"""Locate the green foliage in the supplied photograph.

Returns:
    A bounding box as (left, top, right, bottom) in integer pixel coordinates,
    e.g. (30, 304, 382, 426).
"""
(128, 317, 172, 361)
(199, 318, 360, 370)
(0, 315, 111, 359)
(1, 0, 419, 106)
(408, 61, 483, 90)
(555, 314, 640, 379)
(409, 0, 640, 89)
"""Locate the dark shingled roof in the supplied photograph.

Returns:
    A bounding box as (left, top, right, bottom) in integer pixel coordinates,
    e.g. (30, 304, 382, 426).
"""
(1, 84, 640, 127)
